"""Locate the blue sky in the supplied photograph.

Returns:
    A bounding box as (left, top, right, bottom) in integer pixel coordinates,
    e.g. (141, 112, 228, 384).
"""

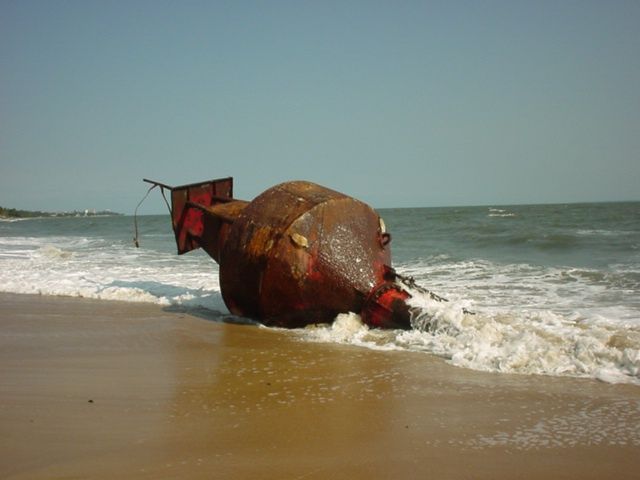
(1, 1, 639, 213)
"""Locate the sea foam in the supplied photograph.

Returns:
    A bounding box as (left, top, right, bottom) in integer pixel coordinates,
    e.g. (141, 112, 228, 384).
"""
(0, 235, 226, 311)
(296, 280, 640, 386)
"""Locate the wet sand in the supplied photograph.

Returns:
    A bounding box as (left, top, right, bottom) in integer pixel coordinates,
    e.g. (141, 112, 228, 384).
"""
(1, 293, 639, 479)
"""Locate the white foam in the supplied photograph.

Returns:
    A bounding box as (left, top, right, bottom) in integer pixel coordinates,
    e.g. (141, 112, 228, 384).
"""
(0, 218, 30, 223)
(301, 313, 400, 352)
(294, 265, 640, 386)
(406, 290, 639, 383)
(488, 208, 516, 217)
(0, 235, 226, 311)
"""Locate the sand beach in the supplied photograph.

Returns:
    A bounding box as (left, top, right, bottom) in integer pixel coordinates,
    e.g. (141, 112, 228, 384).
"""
(1, 292, 639, 479)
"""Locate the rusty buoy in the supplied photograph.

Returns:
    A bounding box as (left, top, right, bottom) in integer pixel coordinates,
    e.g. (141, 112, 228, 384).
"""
(142, 177, 412, 329)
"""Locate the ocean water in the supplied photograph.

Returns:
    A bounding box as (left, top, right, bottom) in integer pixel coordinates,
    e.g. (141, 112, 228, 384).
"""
(1, 202, 639, 385)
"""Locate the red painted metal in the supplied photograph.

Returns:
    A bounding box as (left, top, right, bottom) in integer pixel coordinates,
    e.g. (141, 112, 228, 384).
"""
(168, 177, 235, 257)
(145, 178, 412, 329)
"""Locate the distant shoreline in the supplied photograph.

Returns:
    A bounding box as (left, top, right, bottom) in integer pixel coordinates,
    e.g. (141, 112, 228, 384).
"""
(0, 206, 123, 219)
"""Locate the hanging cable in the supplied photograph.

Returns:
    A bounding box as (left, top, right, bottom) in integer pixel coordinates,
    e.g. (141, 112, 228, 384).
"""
(133, 184, 157, 248)
(133, 180, 174, 248)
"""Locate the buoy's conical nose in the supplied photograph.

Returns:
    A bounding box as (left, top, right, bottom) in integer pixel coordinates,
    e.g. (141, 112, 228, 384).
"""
(361, 282, 412, 329)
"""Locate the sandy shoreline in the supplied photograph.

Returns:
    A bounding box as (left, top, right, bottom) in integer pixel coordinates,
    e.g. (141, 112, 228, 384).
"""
(1, 293, 639, 479)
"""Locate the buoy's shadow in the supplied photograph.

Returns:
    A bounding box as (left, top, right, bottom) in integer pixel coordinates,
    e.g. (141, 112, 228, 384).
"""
(162, 303, 258, 326)
(104, 279, 256, 326)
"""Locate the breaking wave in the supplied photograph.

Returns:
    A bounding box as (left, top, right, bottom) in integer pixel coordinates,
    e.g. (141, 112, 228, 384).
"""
(297, 286, 640, 386)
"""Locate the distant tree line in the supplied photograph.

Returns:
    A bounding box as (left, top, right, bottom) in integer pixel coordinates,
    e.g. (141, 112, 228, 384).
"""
(0, 206, 122, 218)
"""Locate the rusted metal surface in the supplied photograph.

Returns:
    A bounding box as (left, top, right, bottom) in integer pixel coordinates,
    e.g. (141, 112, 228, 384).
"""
(144, 178, 412, 329)
(166, 177, 235, 257)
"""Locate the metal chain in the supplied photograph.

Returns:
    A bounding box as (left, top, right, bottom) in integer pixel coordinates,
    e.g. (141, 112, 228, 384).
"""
(395, 272, 475, 315)
(395, 272, 448, 302)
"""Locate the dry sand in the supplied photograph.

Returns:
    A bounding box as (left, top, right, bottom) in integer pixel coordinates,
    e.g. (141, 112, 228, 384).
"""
(1, 292, 639, 479)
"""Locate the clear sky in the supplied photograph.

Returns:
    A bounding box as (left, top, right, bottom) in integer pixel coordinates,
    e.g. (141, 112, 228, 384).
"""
(1, 1, 639, 213)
